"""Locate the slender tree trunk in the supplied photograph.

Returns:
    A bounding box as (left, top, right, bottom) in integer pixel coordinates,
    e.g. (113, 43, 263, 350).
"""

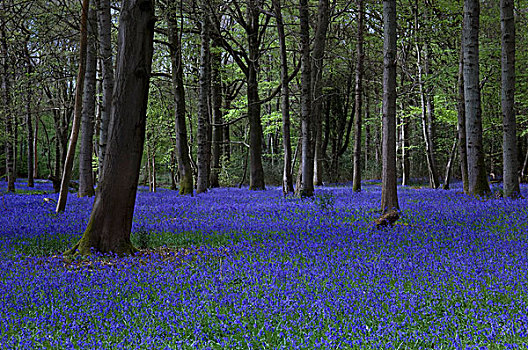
(96, 0, 114, 178)
(463, 0, 490, 196)
(33, 112, 39, 179)
(23, 40, 35, 187)
(196, 4, 211, 194)
(56, 0, 90, 212)
(380, 0, 399, 213)
(443, 138, 458, 190)
(352, 0, 364, 192)
(297, 0, 314, 197)
(167, 4, 193, 195)
(456, 43, 469, 194)
(79, 5, 97, 197)
(209, 31, 223, 188)
(272, 0, 294, 195)
(67, 0, 155, 256)
(500, 0, 520, 198)
(414, 3, 439, 189)
(522, 139, 528, 182)
(312, 0, 330, 186)
(1, 14, 15, 192)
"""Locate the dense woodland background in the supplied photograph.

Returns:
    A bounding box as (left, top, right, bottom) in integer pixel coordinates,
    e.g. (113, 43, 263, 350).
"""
(1, 0, 528, 196)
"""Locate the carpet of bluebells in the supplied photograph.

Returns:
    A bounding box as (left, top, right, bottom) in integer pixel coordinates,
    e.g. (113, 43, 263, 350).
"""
(1, 179, 528, 349)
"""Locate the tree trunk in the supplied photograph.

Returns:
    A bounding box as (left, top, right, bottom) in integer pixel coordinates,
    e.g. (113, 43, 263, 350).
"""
(33, 111, 39, 179)
(167, 3, 193, 195)
(67, 0, 155, 256)
(380, 0, 399, 213)
(272, 0, 294, 195)
(1, 13, 15, 192)
(209, 31, 223, 188)
(352, 0, 364, 192)
(23, 40, 34, 188)
(500, 0, 519, 198)
(456, 42, 469, 194)
(79, 5, 97, 198)
(312, 0, 330, 186)
(96, 0, 114, 178)
(56, 0, 90, 212)
(463, 0, 490, 196)
(442, 138, 458, 190)
(297, 0, 314, 197)
(247, 0, 265, 190)
(196, 4, 211, 194)
(414, 3, 439, 189)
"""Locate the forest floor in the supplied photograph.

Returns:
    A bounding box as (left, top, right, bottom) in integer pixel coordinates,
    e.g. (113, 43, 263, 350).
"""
(0, 179, 527, 349)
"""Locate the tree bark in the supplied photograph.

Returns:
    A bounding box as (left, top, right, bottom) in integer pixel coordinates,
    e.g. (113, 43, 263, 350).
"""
(352, 0, 364, 192)
(79, 5, 97, 198)
(56, 0, 90, 212)
(196, 3, 211, 194)
(67, 0, 155, 256)
(442, 138, 458, 190)
(380, 0, 399, 213)
(457, 42, 469, 194)
(297, 0, 314, 197)
(414, 2, 439, 189)
(463, 0, 490, 196)
(272, 0, 294, 195)
(167, 3, 193, 195)
(209, 29, 223, 188)
(500, 0, 520, 198)
(23, 39, 35, 188)
(247, 0, 265, 190)
(96, 0, 114, 178)
(1, 12, 15, 192)
(312, 0, 330, 186)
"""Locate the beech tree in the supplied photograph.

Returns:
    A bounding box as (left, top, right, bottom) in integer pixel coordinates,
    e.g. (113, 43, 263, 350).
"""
(78, 5, 97, 198)
(298, 0, 314, 197)
(56, 0, 90, 213)
(352, 0, 364, 192)
(380, 0, 399, 213)
(463, 0, 490, 197)
(272, 0, 294, 195)
(167, 2, 193, 195)
(500, 0, 520, 198)
(96, 0, 114, 177)
(67, 0, 155, 255)
(196, 0, 211, 194)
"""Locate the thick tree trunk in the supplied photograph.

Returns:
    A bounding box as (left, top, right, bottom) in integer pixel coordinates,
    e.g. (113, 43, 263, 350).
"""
(196, 6, 211, 194)
(79, 5, 97, 198)
(463, 0, 490, 196)
(312, 0, 330, 186)
(247, 1, 265, 190)
(352, 0, 364, 192)
(500, 0, 520, 198)
(96, 0, 114, 178)
(297, 0, 314, 197)
(457, 43, 469, 194)
(1, 16, 15, 192)
(209, 33, 223, 188)
(167, 4, 193, 195)
(68, 0, 155, 256)
(56, 0, 90, 212)
(272, 0, 294, 195)
(380, 0, 399, 213)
